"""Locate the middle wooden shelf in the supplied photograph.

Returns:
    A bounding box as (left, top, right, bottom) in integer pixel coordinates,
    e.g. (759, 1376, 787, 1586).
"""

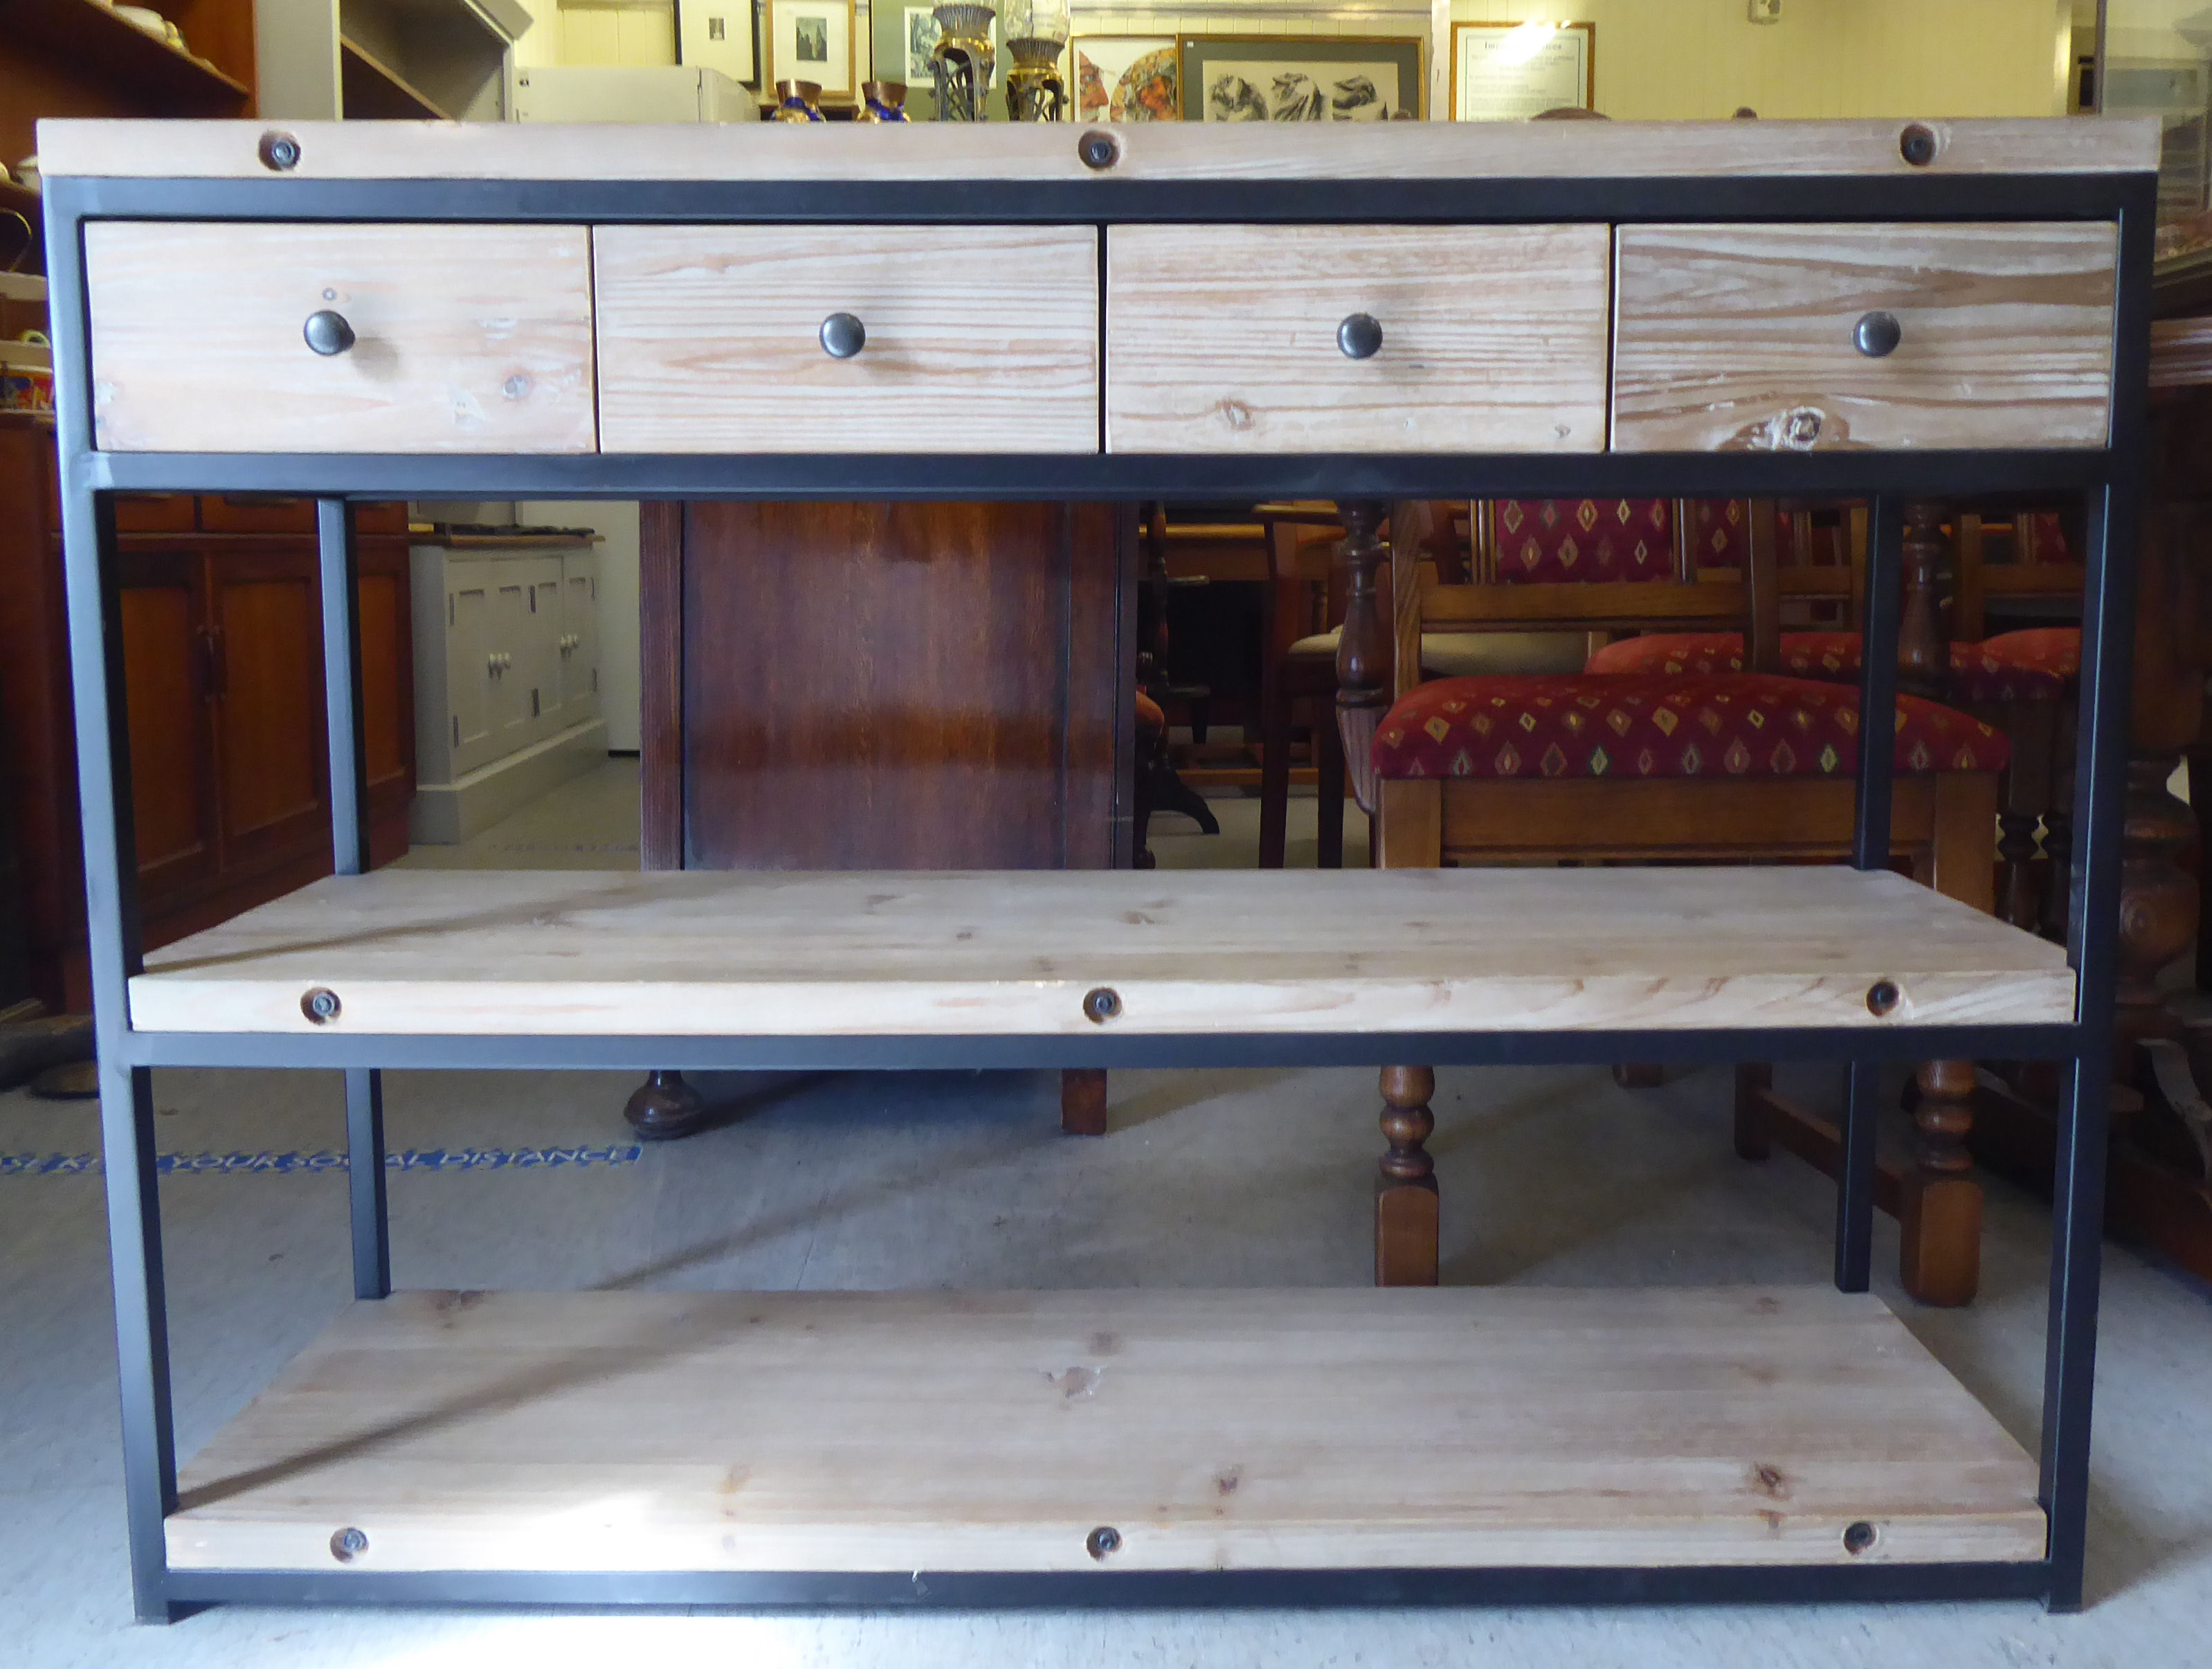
(127, 865, 2074, 1039)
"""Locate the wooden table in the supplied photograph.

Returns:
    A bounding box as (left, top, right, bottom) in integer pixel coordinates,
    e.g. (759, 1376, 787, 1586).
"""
(39, 114, 2152, 1621)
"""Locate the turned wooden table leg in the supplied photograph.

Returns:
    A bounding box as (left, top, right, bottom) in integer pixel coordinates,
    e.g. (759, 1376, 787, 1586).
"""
(1060, 1067, 1109, 1137)
(1901, 1058, 1982, 1306)
(1376, 1065, 1440, 1287)
(624, 1068, 710, 1141)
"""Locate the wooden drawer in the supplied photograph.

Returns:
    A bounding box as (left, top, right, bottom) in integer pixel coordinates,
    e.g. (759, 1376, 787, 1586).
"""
(594, 226, 1100, 454)
(1105, 224, 1612, 455)
(1611, 222, 2119, 452)
(86, 224, 597, 454)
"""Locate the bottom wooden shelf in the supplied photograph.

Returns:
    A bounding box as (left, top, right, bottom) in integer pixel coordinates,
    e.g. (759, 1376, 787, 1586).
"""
(167, 1286, 2043, 1576)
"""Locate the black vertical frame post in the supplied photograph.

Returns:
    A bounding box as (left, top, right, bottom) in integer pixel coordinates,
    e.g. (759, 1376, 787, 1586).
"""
(2040, 177, 2154, 1612)
(47, 185, 176, 1624)
(1836, 494, 1902, 1292)
(317, 499, 391, 1301)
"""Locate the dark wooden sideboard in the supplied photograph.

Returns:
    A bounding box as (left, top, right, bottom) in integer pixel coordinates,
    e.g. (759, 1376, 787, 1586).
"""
(639, 499, 1130, 872)
(0, 415, 413, 1010)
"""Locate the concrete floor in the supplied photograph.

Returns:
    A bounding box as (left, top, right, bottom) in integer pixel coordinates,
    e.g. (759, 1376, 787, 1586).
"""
(5, 761, 2210, 1666)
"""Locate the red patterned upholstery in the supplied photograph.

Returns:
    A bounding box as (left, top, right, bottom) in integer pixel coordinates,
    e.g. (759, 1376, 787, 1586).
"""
(1492, 499, 1673, 583)
(1681, 499, 1807, 570)
(1585, 630, 2070, 701)
(1372, 673, 2009, 782)
(1977, 627, 2080, 685)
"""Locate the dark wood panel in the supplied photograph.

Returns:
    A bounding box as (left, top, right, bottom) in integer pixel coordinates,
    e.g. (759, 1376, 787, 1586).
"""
(211, 554, 325, 858)
(639, 500, 684, 872)
(116, 559, 215, 887)
(357, 552, 413, 808)
(678, 502, 1125, 871)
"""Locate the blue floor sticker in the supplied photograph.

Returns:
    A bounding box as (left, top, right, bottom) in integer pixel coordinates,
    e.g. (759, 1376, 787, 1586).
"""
(0, 1144, 644, 1177)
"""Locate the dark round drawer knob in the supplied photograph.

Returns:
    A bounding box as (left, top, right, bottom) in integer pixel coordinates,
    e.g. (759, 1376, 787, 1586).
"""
(819, 312, 866, 359)
(1078, 129, 1120, 170)
(1852, 310, 1901, 359)
(1337, 312, 1383, 360)
(302, 310, 356, 357)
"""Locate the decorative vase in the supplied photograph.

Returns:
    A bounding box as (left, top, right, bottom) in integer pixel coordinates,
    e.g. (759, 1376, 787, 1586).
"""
(773, 79, 826, 123)
(1001, 0, 1067, 121)
(928, 2, 997, 121)
(858, 80, 910, 123)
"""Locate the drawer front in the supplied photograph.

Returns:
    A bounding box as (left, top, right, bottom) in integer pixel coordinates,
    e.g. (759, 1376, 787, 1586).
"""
(1105, 224, 1613, 455)
(198, 496, 410, 534)
(595, 226, 1101, 454)
(1611, 222, 2118, 452)
(87, 224, 597, 454)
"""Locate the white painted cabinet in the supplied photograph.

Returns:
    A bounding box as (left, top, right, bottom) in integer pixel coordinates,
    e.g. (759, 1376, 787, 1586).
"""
(410, 538, 605, 842)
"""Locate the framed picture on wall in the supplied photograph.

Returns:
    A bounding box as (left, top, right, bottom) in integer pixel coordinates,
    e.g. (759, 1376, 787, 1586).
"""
(1072, 35, 1179, 122)
(1450, 21, 1593, 121)
(768, 0, 857, 99)
(1179, 35, 1423, 123)
(676, 0, 761, 89)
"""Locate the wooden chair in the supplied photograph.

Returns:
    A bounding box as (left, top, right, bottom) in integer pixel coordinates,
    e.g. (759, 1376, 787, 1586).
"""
(1589, 501, 2076, 935)
(1257, 497, 1724, 867)
(1336, 500, 2012, 1306)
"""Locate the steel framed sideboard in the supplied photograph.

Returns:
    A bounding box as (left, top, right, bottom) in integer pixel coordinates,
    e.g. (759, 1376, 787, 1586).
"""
(41, 116, 2154, 1621)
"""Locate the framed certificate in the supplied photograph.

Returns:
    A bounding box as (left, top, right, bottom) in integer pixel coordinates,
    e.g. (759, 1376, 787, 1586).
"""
(1451, 21, 1593, 122)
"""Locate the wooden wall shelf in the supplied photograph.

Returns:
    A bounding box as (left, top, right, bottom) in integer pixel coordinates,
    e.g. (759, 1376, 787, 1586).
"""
(339, 35, 451, 122)
(2, 0, 250, 111)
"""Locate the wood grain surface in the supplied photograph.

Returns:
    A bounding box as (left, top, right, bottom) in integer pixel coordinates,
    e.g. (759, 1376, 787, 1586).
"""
(675, 501, 1123, 869)
(127, 865, 2074, 1036)
(595, 226, 1100, 454)
(164, 1285, 2044, 1574)
(1106, 224, 1611, 455)
(42, 116, 2159, 182)
(1611, 222, 2119, 452)
(87, 223, 597, 453)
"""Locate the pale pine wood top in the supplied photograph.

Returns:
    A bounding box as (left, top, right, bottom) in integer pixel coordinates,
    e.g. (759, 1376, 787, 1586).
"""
(40, 116, 2157, 184)
(166, 1285, 2044, 1575)
(127, 866, 2073, 1037)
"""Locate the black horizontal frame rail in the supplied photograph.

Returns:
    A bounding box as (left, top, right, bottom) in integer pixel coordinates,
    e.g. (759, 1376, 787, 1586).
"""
(64, 170, 2137, 226)
(89, 449, 2123, 503)
(161, 1560, 2055, 1609)
(121, 1023, 2080, 1073)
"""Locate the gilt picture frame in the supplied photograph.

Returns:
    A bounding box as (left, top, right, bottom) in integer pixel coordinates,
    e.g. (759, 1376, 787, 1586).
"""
(1071, 35, 1180, 122)
(1178, 35, 1424, 124)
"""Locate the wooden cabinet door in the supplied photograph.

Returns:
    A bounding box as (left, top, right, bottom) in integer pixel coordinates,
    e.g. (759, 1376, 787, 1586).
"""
(520, 558, 566, 743)
(556, 551, 599, 728)
(116, 550, 219, 903)
(206, 546, 328, 874)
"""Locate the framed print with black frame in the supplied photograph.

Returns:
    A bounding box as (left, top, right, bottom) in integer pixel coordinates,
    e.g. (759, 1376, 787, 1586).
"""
(1179, 35, 1424, 123)
(677, 0, 761, 89)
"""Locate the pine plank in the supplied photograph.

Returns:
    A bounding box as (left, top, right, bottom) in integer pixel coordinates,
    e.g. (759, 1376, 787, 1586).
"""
(1612, 222, 2119, 453)
(595, 225, 1100, 455)
(164, 1285, 2046, 1574)
(40, 116, 2159, 183)
(1105, 224, 1611, 455)
(86, 223, 598, 455)
(127, 865, 2074, 1037)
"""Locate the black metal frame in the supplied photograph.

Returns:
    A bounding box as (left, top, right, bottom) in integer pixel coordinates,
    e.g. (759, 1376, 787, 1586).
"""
(42, 160, 2155, 1623)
